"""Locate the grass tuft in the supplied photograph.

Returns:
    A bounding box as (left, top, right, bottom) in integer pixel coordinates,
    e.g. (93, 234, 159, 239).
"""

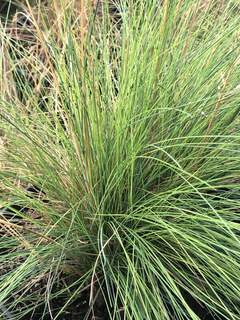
(1, 0, 240, 319)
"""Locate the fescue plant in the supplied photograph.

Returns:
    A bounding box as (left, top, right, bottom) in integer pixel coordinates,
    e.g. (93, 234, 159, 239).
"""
(1, 0, 240, 319)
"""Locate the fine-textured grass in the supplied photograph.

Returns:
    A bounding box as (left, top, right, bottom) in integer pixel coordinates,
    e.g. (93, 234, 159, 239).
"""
(1, 0, 240, 319)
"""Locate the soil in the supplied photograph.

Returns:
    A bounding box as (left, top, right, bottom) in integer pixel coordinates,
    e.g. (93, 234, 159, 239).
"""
(24, 290, 108, 320)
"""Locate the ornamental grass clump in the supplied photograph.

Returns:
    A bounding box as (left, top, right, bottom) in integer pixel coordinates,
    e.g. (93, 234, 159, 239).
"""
(1, 0, 240, 319)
